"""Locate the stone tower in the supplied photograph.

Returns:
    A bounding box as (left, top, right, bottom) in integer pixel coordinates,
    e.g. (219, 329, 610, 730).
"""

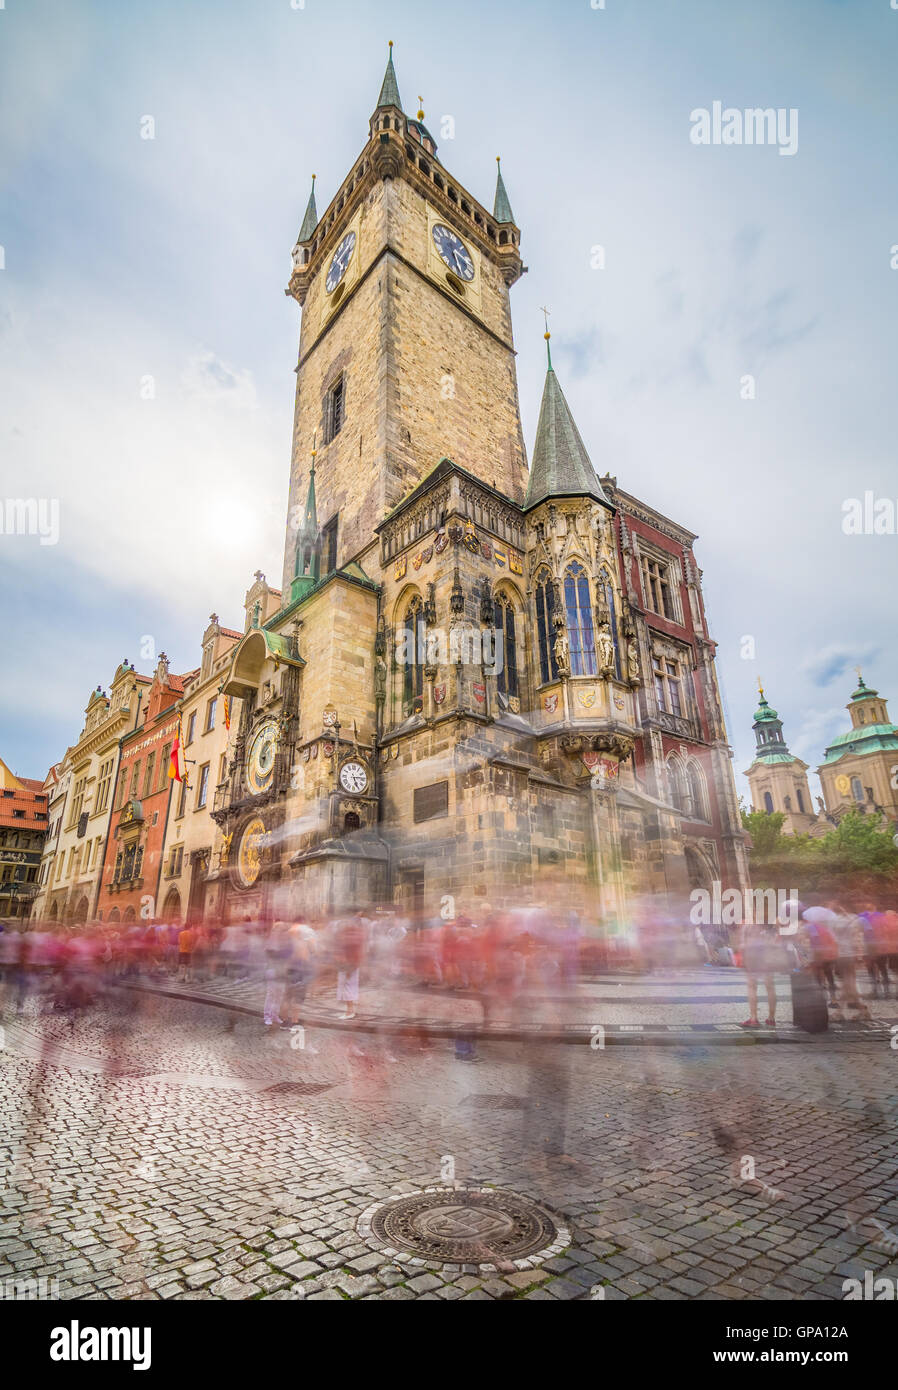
(281, 44, 529, 596)
(744, 684, 817, 834)
(817, 673, 898, 824)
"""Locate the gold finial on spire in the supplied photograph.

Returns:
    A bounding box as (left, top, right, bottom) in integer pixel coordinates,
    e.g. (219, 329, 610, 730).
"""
(417, 95, 425, 120)
(311, 430, 317, 462)
(854, 665, 863, 681)
(539, 306, 552, 367)
(757, 676, 765, 698)
(388, 39, 393, 48)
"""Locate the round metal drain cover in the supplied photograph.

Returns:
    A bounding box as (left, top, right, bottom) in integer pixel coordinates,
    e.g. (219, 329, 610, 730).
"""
(358, 1186, 568, 1268)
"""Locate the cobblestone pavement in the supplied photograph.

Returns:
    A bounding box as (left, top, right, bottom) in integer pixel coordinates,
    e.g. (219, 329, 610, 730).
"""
(1, 989, 897, 1301)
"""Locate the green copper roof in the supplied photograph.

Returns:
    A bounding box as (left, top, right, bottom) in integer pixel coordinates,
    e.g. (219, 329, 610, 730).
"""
(524, 360, 609, 511)
(851, 676, 880, 701)
(299, 464, 318, 539)
(753, 695, 780, 723)
(494, 158, 514, 223)
(376, 45, 402, 110)
(749, 751, 798, 767)
(822, 723, 898, 764)
(297, 176, 318, 242)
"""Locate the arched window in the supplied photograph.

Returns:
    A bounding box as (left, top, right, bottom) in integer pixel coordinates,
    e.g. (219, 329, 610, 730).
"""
(597, 569, 621, 679)
(343, 812, 361, 832)
(535, 569, 558, 686)
(796, 788, 805, 813)
(850, 776, 864, 803)
(763, 791, 774, 813)
(563, 562, 597, 676)
(492, 594, 519, 700)
(686, 760, 709, 820)
(784, 795, 792, 811)
(402, 597, 424, 710)
(667, 756, 689, 813)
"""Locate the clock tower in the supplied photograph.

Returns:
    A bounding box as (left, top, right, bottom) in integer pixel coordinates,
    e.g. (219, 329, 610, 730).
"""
(281, 43, 529, 596)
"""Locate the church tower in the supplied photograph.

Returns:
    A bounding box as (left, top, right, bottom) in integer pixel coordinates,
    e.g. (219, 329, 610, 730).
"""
(817, 672, 898, 824)
(744, 684, 816, 833)
(281, 44, 529, 595)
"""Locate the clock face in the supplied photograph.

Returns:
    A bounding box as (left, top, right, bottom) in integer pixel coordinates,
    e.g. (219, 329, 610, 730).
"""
(246, 721, 278, 795)
(431, 223, 475, 281)
(236, 816, 266, 888)
(339, 761, 368, 794)
(325, 231, 356, 294)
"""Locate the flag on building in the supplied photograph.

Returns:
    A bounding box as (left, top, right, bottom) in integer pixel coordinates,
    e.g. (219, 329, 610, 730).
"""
(167, 718, 183, 783)
(223, 696, 231, 732)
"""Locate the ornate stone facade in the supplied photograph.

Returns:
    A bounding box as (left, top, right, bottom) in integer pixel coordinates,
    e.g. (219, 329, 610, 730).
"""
(199, 51, 749, 928)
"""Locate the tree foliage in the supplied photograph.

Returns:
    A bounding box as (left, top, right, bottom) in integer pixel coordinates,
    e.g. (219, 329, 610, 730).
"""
(742, 808, 898, 903)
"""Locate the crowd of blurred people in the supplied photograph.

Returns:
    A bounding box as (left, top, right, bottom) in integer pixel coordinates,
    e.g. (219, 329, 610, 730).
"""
(1, 892, 896, 1032)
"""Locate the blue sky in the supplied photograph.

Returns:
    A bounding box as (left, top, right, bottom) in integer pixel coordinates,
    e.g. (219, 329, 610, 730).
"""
(1, 0, 896, 807)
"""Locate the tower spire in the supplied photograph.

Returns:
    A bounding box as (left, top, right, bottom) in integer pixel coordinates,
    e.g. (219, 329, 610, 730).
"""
(297, 174, 318, 243)
(376, 40, 402, 111)
(524, 328, 609, 511)
(493, 155, 515, 224)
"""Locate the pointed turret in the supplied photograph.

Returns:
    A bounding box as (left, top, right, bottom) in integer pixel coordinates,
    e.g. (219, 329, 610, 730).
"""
(293, 445, 321, 598)
(749, 685, 793, 762)
(524, 331, 609, 510)
(376, 40, 402, 111)
(297, 174, 318, 243)
(493, 156, 514, 224)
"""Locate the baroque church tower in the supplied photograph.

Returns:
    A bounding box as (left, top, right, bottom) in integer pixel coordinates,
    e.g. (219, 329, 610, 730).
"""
(209, 47, 748, 925)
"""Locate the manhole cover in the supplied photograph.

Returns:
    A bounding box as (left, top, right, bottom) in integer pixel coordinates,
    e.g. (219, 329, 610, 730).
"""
(464, 1094, 528, 1110)
(263, 1081, 333, 1097)
(358, 1186, 569, 1267)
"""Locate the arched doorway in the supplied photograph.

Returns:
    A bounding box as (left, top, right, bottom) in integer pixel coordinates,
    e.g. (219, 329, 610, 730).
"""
(73, 895, 89, 924)
(108, 908, 120, 923)
(123, 906, 136, 923)
(47, 901, 59, 922)
(684, 845, 715, 893)
(162, 887, 182, 922)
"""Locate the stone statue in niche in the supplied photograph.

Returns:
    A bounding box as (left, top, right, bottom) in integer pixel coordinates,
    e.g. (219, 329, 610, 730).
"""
(627, 637, 640, 682)
(553, 626, 570, 678)
(597, 623, 615, 676)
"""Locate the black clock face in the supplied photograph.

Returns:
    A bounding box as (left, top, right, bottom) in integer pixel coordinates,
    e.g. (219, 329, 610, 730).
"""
(432, 223, 474, 281)
(326, 231, 356, 294)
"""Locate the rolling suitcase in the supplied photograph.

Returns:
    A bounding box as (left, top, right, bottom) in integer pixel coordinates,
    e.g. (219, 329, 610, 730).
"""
(790, 966, 829, 1033)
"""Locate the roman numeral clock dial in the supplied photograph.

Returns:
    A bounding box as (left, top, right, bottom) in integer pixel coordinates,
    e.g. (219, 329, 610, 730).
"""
(326, 231, 356, 294)
(431, 223, 475, 281)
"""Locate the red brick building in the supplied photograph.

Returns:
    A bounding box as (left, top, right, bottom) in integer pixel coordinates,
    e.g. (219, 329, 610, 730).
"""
(96, 655, 190, 924)
(604, 478, 748, 893)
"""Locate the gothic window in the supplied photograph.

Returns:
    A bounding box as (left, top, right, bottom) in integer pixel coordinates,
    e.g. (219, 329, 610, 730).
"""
(763, 791, 774, 813)
(402, 597, 424, 710)
(653, 655, 683, 717)
(324, 376, 345, 444)
(492, 594, 519, 700)
(322, 515, 338, 573)
(641, 554, 675, 620)
(686, 760, 709, 821)
(535, 570, 559, 686)
(598, 568, 622, 679)
(666, 756, 689, 813)
(563, 562, 597, 676)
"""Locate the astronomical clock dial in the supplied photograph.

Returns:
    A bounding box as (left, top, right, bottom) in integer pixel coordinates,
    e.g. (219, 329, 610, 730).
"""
(431, 223, 475, 281)
(339, 761, 368, 794)
(326, 231, 356, 294)
(236, 816, 266, 888)
(246, 720, 278, 795)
